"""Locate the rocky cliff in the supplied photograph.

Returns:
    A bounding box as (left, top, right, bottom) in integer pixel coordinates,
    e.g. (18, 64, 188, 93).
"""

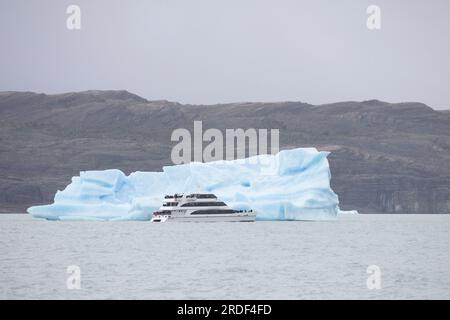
(1, 91, 449, 213)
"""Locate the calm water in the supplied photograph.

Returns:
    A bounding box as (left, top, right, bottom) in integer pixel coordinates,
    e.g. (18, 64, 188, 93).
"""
(1, 214, 449, 299)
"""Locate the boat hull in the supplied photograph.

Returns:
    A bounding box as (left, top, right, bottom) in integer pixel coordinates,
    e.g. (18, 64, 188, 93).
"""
(151, 213, 256, 223)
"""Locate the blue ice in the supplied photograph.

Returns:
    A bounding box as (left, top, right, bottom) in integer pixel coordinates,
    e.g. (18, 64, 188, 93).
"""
(28, 148, 340, 221)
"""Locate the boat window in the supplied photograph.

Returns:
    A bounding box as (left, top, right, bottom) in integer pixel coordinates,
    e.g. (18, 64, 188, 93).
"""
(186, 194, 217, 199)
(163, 202, 178, 207)
(153, 210, 171, 215)
(181, 202, 226, 207)
(196, 194, 217, 199)
(191, 209, 235, 215)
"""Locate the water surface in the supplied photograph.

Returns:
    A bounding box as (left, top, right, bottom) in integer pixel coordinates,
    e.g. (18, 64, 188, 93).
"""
(1, 214, 449, 299)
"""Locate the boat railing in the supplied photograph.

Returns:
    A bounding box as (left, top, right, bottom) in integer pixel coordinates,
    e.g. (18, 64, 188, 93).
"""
(164, 194, 184, 199)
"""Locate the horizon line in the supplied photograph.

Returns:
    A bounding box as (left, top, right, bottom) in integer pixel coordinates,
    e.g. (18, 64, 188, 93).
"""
(1, 89, 449, 111)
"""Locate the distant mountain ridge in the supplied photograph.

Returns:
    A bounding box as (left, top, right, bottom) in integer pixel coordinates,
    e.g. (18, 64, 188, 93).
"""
(1, 90, 449, 213)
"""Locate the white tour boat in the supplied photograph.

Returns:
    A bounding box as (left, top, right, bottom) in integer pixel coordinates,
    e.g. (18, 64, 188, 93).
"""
(151, 193, 256, 222)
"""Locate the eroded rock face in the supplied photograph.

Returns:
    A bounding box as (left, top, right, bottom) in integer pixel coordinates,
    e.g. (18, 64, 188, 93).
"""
(1, 91, 449, 213)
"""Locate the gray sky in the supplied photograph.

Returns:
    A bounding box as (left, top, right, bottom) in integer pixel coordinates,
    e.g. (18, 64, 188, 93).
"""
(1, 0, 449, 109)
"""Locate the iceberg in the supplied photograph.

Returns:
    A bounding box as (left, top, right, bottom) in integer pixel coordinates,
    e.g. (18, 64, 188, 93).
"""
(27, 148, 341, 221)
(338, 209, 359, 215)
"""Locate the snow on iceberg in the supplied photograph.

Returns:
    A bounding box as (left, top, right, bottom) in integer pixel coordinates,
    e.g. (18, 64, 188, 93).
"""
(27, 148, 340, 221)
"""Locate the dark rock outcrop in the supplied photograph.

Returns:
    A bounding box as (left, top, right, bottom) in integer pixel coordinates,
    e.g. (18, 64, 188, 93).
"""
(1, 91, 449, 213)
